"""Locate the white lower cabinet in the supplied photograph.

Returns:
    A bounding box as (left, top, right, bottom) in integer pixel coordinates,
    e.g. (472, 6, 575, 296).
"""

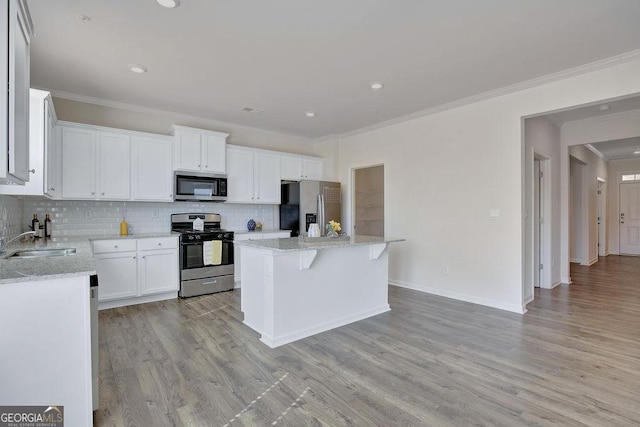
(93, 236, 179, 309)
(234, 231, 291, 285)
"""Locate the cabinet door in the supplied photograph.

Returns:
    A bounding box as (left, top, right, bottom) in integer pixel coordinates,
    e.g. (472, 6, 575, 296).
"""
(61, 127, 97, 199)
(131, 136, 174, 201)
(202, 134, 226, 173)
(281, 155, 303, 180)
(174, 129, 201, 171)
(95, 252, 138, 301)
(139, 249, 179, 295)
(226, 147, 255, 203)
(255, 152, 281, 204)
(44, 100, 59, 198)
(303, 158, 323, 180)
(2, 0, 31, 184)
(0, 90, 44, 195)
(99, 132, 130, 200)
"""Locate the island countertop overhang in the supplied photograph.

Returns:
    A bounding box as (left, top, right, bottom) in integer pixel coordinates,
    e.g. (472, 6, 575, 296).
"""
(234, 235, 404, 253)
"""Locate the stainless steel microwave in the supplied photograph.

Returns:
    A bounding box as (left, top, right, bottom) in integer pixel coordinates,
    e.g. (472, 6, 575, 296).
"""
(174, 172, 227, 202)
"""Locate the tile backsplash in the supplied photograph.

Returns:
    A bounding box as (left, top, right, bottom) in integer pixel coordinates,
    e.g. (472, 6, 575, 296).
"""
(0, 195, 24, 240)
(22, 199, 277, 237)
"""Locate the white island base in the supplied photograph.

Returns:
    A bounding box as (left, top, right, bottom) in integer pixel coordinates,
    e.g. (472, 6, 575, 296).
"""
(239, 236, 401, 348)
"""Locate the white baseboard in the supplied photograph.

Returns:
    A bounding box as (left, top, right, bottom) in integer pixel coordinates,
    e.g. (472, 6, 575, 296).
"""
(257, 305, 391, 348)
(389, 280, 525, 314)
(570, 258, 581, 263)
(588, 258, 598, 266)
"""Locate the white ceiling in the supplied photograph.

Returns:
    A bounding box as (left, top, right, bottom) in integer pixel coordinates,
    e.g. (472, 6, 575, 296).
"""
(547, 96, 640, 124)
(590, 137, 640, 161)
(27, 0, 640, 139)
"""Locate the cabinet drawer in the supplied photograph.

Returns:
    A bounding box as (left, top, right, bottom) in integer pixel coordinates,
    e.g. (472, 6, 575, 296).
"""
(138, 237, 178, 251)
(92, 239, 137, 254)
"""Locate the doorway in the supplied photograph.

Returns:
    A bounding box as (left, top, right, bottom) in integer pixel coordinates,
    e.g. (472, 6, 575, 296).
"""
(619, 181, 640, 255)
(353, 165, 384, 237)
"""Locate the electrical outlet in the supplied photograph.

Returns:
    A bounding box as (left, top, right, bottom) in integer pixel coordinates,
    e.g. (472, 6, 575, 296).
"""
(84, 209, 92, 219)
(442, 265, 449, 275)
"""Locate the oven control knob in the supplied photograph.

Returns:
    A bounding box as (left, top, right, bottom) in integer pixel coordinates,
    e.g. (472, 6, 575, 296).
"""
(225, 233, 232, 239)
(196, 235, 201, 240)
(217, 233, 224, 239)
(188, 235, 194, 241)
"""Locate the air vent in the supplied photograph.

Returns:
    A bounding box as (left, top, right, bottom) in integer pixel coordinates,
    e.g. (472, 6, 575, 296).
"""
(241, 107, 263, 114)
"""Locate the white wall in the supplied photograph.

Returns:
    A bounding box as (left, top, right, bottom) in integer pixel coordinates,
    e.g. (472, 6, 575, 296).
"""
(329, 55, 640, 314)
(607, 159, 640, 253)
(524, 116, 562, 291)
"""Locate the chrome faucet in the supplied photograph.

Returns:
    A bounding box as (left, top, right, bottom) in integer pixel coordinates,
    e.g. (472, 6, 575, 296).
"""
(0, 231, 37, 254)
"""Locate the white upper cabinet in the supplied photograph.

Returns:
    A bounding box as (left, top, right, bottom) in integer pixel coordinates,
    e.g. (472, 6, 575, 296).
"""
(131, 135, 173, 202)
(280, 154, 323, 180)
(44, 100, 60, 198)
(302, 157, 323, 180)
(58, 122, 175, 202)
(0, 89, 55, 196)
(98, 132, 131, 200)
(172, 125, 228, 173)
(61, 125, 131, 200)
(226, 145, 281, 204)
(61, 126, 97, 199)
(1, 0, 33, 185)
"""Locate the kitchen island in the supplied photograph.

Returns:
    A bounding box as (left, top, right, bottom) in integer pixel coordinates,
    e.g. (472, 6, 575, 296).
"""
(237, 235, 404, 348)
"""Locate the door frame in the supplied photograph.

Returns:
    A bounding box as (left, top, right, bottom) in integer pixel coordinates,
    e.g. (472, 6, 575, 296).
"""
(597, 177, 606, 257)
(534, 154, 552, 289)
(618, 171, 640, 254)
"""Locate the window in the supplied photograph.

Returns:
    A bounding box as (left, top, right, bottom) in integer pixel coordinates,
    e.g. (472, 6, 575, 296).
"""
(621, 174, 640, 182)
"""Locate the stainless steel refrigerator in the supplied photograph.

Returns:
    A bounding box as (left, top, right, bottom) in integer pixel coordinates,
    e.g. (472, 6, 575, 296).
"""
(280, 180, 341, 236)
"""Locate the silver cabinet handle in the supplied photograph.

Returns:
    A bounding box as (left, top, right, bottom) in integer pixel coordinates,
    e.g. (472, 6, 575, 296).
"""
(133, 256, 136, 259)
(29, 169, 35, 174)
(48, 187, 55, 191)
(158, 243, 162, 246)
(102, 192, 105, 195)
(91, 192, 95, 195)
(114, 245, 118, 248)
(202, 280, 218, 285)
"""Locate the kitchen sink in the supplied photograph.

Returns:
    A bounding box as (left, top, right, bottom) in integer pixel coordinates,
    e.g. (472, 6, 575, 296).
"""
(8, 248, 77, 259)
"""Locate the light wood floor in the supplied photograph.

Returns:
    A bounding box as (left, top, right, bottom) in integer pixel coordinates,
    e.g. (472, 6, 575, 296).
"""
(96, 256, 640, 426)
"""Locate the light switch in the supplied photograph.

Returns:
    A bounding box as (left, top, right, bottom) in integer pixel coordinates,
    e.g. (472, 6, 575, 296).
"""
(490, 209, 501, 219)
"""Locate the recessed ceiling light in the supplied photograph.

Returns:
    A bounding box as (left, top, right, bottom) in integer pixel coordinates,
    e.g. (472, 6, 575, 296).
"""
(305, 111, 316, 118)
(128, 64, 148, 74)
(598, 104, 611, 111)
(370, 82, 384, 90)
(78, 14, 91, 22)
(157, 0, 180, 8)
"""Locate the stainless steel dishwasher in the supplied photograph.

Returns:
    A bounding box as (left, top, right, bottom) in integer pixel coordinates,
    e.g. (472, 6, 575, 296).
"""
(90, 274, 99, 411)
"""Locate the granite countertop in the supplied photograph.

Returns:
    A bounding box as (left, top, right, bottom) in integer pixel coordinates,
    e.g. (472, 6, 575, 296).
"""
(235, 235, 405, 252)
(233, 229, 292, 235)
(0, 232, 179, 285)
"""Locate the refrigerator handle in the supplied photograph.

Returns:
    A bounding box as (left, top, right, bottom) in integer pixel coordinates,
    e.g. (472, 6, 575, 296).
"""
(318, 194, 325, 235)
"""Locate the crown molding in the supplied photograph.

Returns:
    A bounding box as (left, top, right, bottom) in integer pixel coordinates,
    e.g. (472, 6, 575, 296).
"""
(584, 144, 607, 161)
(336, 49, 640, 141)
(45, 89, 315, 142)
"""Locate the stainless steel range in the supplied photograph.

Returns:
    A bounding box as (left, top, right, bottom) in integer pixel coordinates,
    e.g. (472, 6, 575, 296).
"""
(171, 213, 235, 297)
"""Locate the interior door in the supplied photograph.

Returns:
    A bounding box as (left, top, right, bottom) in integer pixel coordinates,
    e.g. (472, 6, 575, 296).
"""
(353, 165, 384, 237)
(533, 160, 541, 288)
(620, 182, 640, 255)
